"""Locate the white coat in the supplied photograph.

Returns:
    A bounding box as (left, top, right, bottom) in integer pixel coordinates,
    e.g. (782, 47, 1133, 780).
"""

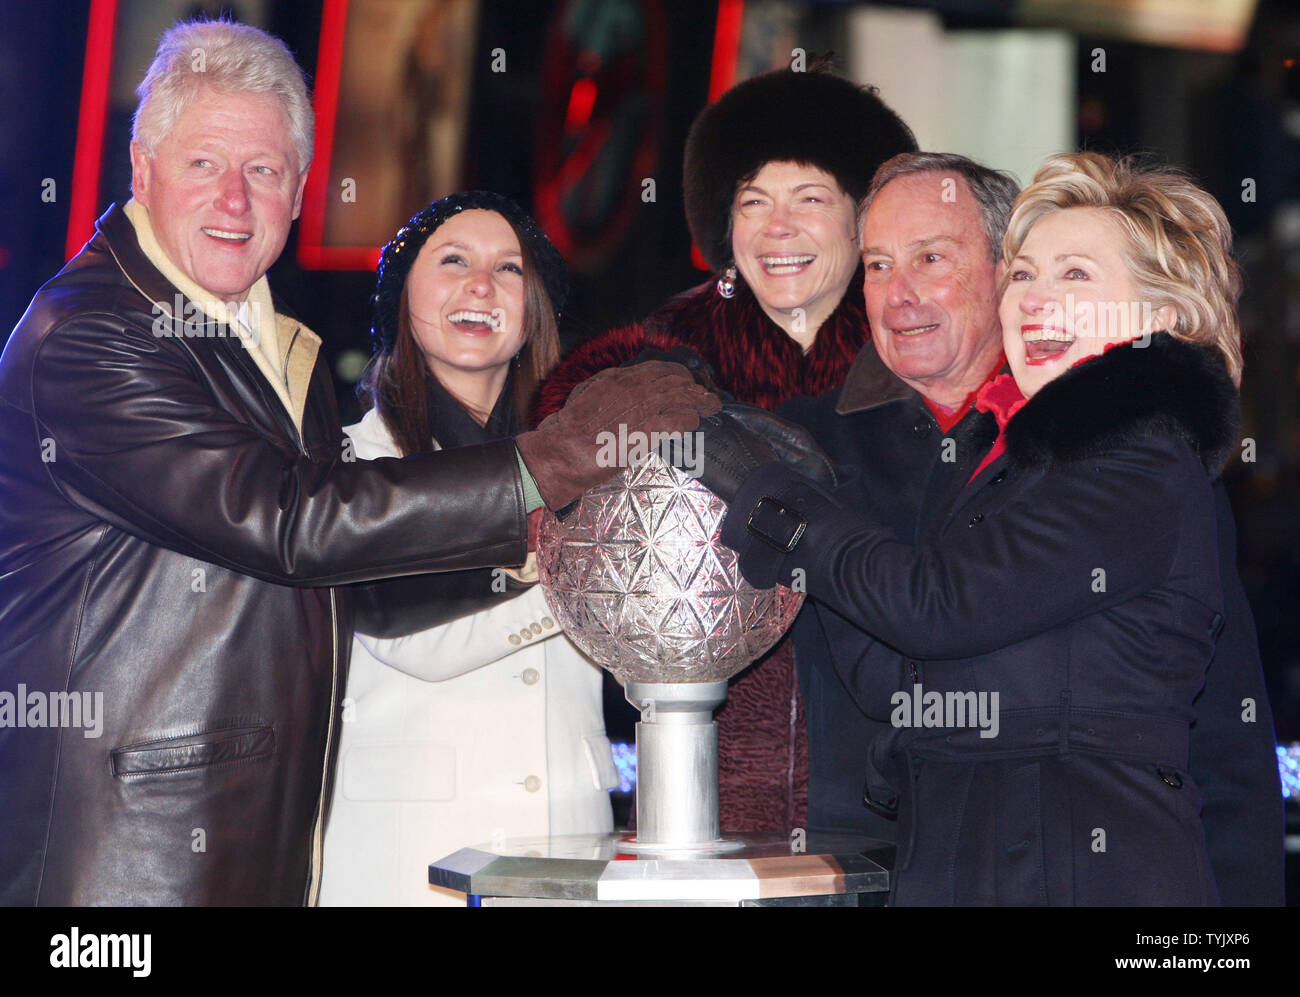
(319, 408, 616, 906)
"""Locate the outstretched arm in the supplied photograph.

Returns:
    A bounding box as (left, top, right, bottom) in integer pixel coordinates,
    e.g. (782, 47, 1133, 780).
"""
(719, 438, 1199, 659)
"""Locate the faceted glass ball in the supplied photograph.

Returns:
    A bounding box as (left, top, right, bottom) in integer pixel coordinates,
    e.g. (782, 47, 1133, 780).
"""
(537, 455, 804, 685)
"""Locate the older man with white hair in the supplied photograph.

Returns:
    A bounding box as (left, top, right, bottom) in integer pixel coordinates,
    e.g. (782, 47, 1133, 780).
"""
(0, 18, 716, 906)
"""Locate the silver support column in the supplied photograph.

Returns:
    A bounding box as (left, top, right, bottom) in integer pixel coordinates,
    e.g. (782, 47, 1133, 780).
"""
(621, 680, 742, 852)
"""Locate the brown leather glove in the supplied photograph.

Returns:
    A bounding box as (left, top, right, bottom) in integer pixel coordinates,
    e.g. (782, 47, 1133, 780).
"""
(515, 361, 722, 510)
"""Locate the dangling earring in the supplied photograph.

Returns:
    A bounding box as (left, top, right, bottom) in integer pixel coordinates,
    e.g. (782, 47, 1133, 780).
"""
(716, 265, 738, 299)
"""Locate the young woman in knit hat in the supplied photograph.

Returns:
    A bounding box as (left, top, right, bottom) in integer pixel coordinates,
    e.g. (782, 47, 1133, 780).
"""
(320, 192, 619, 906)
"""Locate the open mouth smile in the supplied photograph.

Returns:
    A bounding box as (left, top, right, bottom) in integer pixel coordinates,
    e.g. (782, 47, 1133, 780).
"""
(202, 227, 252, 242)
(757, 254, 815, 275)
(1020, 324, 1075, 364)
(891, 323, 939, 337)
(447, 309, 501, 332)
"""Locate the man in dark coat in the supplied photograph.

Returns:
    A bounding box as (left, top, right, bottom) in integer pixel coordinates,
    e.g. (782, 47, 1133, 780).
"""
(780, 153, 1283, 904)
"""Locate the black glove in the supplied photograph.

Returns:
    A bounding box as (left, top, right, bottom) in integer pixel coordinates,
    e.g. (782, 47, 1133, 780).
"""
(669, 403, 838, 504)
(681, 411, 777, 504)
(721, 403, 839, 491)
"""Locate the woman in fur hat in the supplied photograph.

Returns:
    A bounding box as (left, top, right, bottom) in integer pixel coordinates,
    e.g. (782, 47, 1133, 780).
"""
(321, 192, 623, 906)
(713, 153, 1248, 903)
(535, 65, 915, 833)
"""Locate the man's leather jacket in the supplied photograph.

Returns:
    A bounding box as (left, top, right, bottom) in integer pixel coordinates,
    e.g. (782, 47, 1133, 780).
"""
(0, 205, 527, 905)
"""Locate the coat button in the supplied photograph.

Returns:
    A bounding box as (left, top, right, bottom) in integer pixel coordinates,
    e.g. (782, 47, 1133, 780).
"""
(991, 469, 1007, 484)
(530, 622, 543, 635)
(968, 513, 984, 526)
(1156, 766, 1184, 788)
(524, 775, 541, 792)
(508, 634, 522, 646)
(912, 418, 933, 439)
(541, 616, 555, 629)
(520, 628, 534, 641)
(522, 668, 540, 685)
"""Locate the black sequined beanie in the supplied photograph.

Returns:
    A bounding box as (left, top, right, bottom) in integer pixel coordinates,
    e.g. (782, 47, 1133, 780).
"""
(371, 190, 569, 351)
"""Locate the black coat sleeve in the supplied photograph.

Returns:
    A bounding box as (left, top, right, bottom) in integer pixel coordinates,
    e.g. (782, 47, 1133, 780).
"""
(720, 439, 1193, 659)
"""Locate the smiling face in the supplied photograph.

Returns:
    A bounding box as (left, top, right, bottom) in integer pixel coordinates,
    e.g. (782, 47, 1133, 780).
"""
(1001, 207, 1176, 398)
(861, 173, 1004, 408)
(130, 87, 306, 305)
(729, 160, 860, 349)
(404, 209, 527, 401)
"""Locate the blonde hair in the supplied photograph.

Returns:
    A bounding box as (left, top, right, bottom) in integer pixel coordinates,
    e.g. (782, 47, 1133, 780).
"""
(133, 17, 313, 171)
(1003, 152, 1242, 385)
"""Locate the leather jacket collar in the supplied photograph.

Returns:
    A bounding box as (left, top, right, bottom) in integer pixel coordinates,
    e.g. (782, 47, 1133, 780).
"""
(94, 204, 305, 327)
(95, 204, 187, 318)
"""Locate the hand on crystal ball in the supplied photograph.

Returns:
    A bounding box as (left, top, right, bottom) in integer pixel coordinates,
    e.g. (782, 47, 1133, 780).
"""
(515, 361, 722, 510)
(659, 404, 839, 504)
(535, 454, 803, 685)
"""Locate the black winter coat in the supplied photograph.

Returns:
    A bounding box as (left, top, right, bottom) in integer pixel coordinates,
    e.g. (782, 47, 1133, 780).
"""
(780, 347, 998, 843)
(727, 335, 1276, 905)
(784, 339, 1283, 904)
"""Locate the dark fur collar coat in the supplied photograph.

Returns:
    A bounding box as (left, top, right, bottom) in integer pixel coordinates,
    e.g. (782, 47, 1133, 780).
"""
(1002, 332, 1239, 476)
(723, 332, 1248, 903)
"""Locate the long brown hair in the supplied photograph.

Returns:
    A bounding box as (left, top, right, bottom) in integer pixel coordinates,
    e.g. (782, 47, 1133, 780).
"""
(359, 219, 562, 456)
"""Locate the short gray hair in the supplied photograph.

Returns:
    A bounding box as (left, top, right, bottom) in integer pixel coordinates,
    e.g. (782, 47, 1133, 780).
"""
(861, 152, 1019, 262)
(132, 18, 313, 171)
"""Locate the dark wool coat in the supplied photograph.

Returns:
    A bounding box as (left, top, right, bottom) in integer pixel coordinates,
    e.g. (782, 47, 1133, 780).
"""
(784, 340, 1284, 904)
(724, 335, 1273, 904)
(535, 273, 870, 831)
(780, 346, 999, 843)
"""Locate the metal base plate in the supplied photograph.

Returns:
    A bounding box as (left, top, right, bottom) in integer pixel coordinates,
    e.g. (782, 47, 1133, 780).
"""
(614, 832, 748, 855)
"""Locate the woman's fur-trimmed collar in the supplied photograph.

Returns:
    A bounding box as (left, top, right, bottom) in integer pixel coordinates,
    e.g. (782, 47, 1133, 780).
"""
(532, 272, 868, 422)
(1004, 332, 1240, 477)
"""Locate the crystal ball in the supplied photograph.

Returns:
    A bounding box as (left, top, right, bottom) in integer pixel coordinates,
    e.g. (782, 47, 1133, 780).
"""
(536, 455, 804, 685)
